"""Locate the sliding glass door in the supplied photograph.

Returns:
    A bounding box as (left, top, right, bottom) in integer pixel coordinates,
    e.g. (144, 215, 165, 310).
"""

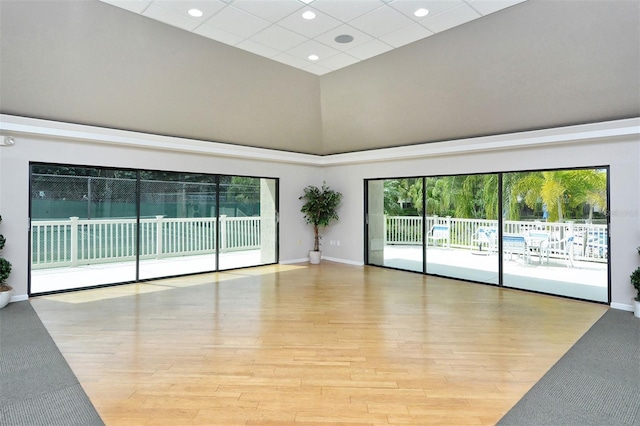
(366, 178, 423, 273)
(501, 168, 608, 302)
(138, 172, 218, 280)
(218, 176, 278, 270)
(30, 163, 278, 295)
(30, 166, 138, 293)
(365, 167, 609, 303)
(425, 174, 499, 284)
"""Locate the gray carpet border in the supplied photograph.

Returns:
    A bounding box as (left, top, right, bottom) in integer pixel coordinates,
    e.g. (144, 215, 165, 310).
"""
(0, 301, 104, 426)
(498, 309, 640, 426)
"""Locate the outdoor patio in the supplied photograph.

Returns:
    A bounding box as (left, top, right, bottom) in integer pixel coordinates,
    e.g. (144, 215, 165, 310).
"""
(31, 245, 607, 303)
(383, 245, 607, 302)
(31, 250, 262, 294)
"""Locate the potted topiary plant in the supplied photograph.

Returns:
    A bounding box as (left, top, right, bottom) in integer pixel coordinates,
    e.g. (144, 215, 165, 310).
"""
(0, 214, 13, 309)
(631, 246, 640, 318)
(299, 182, 342, 264)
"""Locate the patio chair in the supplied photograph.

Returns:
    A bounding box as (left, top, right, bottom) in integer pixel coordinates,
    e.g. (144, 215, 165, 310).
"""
(502, 234, 529, 264)
(472, 227, 498, 253)
(427, 224, 450, 248)
(524, 230, 550, 265)
(544, 234, 576, 268)
(586, 231, 608, 260)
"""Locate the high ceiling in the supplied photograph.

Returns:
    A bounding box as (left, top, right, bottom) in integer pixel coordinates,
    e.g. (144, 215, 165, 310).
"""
(0, 0, 638, 155)
(99, 0, 525, 75)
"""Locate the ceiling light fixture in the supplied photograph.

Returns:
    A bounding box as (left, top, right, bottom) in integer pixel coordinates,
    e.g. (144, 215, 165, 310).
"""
(302, 10, 316, 20)
(299, 0, 314, 4)
(308, 54, 319, 61)
(188, 8, 203, 18)
(414, 8, 429, 17)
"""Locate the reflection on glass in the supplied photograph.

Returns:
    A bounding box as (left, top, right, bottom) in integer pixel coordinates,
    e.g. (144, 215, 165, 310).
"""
(425, 175, 499, 284)
(502, 169, 608, 302)
(218, 177, 278, 270)
(30, 164, 279, 293)
(138, 171, 218, 280)
(367, 178, 423, 272)
(30, 165, 138, 293)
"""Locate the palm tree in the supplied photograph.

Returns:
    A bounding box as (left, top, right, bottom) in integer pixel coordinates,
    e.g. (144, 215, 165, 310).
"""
(511, 169, 607, 222)
(563, 169, 607, 221)
(383, 179, 423, 215)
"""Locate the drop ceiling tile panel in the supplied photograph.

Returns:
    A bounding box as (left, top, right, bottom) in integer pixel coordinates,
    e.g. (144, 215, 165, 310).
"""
(99, 0, 529, 74)
(250, 25, 307, 51)
(316, 52, 360, 70)
(346, 38, 393, 60)
(466, 0, 526, 16)
(286, 39, 341, 62)
(143, 3, 202, 31)
(314, 24, 374, 52)
(349, 5, 415, 38)
(421, 3, 481, 33)
(389, 0, 463, 21)
(379, 22, 433, 48)
(277, 7, 342, 38)
(152, 0, 227, 20)
(272, 52, 312, 69)
(205, 5, 271, 38)
(193, 24, 244, 46)
(100, 0, 151, 14)
(310, 0, 385, 23)
(231, 0, 304, 22)
(235, 39, 281, 58)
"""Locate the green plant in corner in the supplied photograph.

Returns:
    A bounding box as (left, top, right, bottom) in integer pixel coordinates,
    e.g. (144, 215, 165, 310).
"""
(631, 246, 640, 302)
(299, 182, 342, 252)
(0, 215, 12, 292)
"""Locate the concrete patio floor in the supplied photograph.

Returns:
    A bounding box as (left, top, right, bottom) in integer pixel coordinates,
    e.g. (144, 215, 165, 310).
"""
(31, 246, 608, 303)
(31, 250, 263, 294)
(382, 245, 608, 302)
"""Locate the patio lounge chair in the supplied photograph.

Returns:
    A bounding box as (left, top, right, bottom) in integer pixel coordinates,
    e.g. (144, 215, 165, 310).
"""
(427, 224, 450, 248)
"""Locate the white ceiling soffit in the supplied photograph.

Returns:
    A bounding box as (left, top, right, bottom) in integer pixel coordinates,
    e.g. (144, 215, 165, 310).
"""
(99, 0, 527, 75)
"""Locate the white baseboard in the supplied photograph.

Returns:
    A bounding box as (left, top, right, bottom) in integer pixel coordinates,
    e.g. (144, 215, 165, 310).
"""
(322, 256, 365, 266)
(279, 258, 309, 265)
(280, 257, 364, 266)
(11, 294, 28, 303)
(610, 302, 633, 312)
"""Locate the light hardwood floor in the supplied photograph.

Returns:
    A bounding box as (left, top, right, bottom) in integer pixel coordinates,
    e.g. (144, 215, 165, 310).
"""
(31, 262, 607, 426)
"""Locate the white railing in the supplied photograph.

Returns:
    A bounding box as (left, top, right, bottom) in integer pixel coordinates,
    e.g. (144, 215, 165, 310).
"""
(385, 216, 608, 263)
(31, 215, 261, 269)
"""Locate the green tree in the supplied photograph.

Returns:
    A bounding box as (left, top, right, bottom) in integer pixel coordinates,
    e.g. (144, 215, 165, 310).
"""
(383, 179, 423, 216)
(511, 169, 607, 222)
(299, 183, 342, 251)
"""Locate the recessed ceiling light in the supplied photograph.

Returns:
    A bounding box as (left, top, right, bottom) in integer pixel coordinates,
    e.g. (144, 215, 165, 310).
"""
(308, 54, 319, 61)
(188, 8, 203, 18)
(414, 8, 429, 18)
(302, 10, 316, 20)
(300, 0, 314, 4)
(335, 34, 354, 44)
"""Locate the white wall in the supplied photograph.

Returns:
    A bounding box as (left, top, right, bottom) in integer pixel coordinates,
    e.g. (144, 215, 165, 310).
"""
(320, 134, 640, 309)
(1, 117, 639, 310)
(0, 124, 322, 300)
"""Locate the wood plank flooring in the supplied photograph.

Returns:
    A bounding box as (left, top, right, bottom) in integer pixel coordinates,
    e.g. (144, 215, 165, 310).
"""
(31, 262, 607, 425)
